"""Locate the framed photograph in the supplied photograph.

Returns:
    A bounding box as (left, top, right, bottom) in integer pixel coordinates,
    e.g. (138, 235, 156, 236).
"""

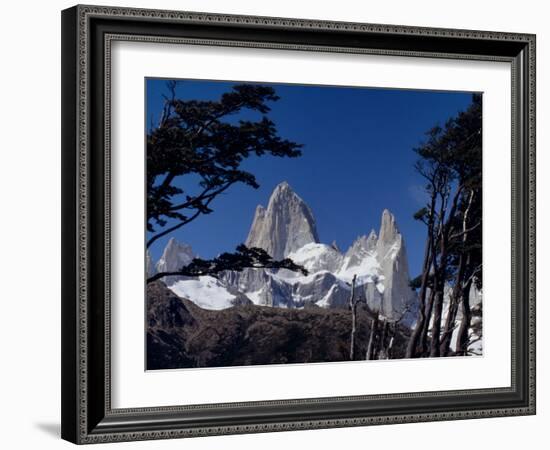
(61, 5, 536, 444)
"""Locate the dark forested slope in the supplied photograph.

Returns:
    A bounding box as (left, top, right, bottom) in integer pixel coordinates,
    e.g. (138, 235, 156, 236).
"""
(147, 281, 409, 370)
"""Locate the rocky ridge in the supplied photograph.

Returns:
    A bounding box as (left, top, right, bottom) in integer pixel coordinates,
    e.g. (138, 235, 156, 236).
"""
(156, 182, 417, 321)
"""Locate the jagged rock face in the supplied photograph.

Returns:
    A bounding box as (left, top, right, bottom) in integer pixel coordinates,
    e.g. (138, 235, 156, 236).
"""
(244, 270, 350, 309)
(155, 238, 195, 285)
(220, 267, 271, 294)
(152, 184, 417, 322)
(245, 181, 320, 259)
(288, 243, 343, 274)
(340, 231, 378, 276)
(156, 238, 194, 273)
(377, 209, 399, 253)
(379, 234, 413, 319)
(146, 250, 155, 277)
(375, 210, 414, 319)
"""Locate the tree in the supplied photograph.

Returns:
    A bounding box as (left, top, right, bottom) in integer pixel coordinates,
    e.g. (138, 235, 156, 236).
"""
(365, 312, 379, 361)
(348, 275, 364, 360)
(406, 94, 482, 358)
(436, 94, 482, 357)
(147, 244, 308, 284)
(147, 81, 305, 283)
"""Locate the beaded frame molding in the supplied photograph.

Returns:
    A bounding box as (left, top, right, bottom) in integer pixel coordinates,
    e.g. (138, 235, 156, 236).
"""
(61, 4, 536, 444)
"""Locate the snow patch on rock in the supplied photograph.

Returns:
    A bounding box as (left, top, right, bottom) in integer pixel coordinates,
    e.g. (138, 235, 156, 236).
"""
(169, 276, 236, 310)
(153, 183, 419, 321)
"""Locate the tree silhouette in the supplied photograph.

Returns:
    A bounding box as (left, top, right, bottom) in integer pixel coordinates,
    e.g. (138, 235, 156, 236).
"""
(406, 94, 482, 358)
(147, 81, 306, 282)
(147, 81, 302, 248)
(147, 245, 308, 284)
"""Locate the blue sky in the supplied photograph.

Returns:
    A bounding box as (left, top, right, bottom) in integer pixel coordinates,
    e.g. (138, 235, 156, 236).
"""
(146, 78, 476, 277)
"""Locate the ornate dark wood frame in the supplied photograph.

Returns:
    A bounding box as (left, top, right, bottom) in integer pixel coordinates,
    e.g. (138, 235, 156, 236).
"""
(61, 4, 536, 444)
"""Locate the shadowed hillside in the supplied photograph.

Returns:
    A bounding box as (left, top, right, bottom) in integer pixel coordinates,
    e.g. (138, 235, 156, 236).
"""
(147, 281, 410, 370)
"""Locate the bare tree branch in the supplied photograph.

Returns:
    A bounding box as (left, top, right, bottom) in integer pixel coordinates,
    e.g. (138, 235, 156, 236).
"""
(147, 181, 235, 248)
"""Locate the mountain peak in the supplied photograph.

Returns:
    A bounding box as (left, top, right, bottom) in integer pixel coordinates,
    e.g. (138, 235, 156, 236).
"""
(156, 239, 195, 282)
(378, 209, 399, 246)
(274, 180, 291, 192)
(344, 231, 377, 263)
(245, 182, 319, 259)
(166, 203, 415, 320)
(269, 181, 299, 204)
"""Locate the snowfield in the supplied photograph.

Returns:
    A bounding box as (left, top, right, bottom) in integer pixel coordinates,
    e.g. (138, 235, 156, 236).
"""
(169, 276, 236, 310)
(153, 182, 482, 356)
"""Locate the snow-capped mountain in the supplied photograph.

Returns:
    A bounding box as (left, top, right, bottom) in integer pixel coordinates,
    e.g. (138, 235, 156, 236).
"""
(154, 182, 417, 320)
(154, 238, 195, 285)
(245, 181, 320, 259)
(376, 209, 415, 320)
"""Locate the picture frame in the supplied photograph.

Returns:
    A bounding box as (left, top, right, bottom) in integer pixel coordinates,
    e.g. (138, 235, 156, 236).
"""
(61, 4, 536, 444)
